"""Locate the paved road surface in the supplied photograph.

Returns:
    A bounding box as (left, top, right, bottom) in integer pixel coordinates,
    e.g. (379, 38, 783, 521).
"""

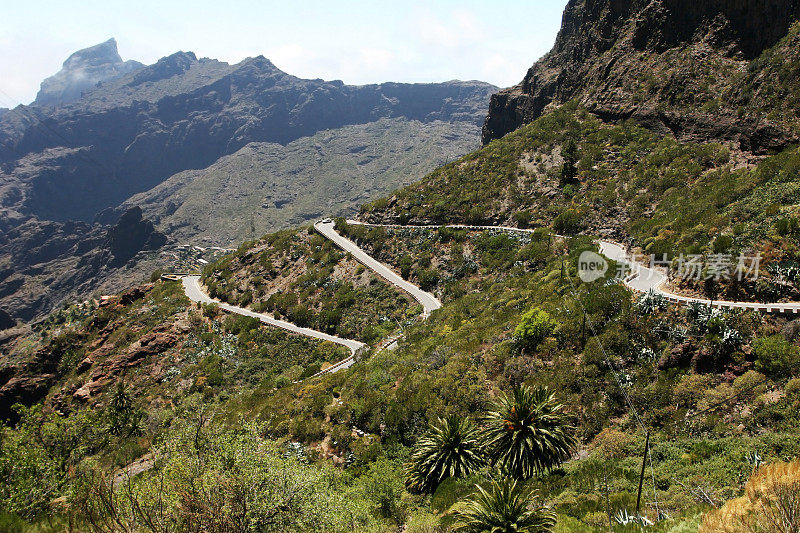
(343, 220, 800, 314)
(315, 220, 442, 316)
(175, 222, 799, 381)
(598, 240, 800, 313)
(182, 276, 367, 355)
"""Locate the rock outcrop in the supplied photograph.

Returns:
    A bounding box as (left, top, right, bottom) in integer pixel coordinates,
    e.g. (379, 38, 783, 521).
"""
(104, 207, 167, 267)
(33, 38, 143, 107)
(0, 208, 165, 322)
(0, 308, 15, 330)
(482, 0, 800, 151)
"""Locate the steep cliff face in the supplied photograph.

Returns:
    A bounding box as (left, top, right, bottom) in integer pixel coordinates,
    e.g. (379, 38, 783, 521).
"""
(483, 0, 800, 150)
(33, 38, 143, 107)
(0, 208, 167, 322)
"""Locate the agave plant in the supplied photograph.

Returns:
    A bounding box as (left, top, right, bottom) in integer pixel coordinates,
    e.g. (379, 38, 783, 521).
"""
(449, 479, 556, 533)
(483, 386, 577, 480)
(405, 416, 485, 493)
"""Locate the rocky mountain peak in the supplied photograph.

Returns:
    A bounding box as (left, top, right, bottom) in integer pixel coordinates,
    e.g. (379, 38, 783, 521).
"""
(128, 51, 198, 86)
(62, 38, 123, 69)
(34, 38, 143, 107)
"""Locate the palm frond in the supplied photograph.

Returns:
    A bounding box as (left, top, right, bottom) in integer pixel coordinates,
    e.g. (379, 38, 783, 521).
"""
(483, 386, 577, 480)
(405, 416, 485, 493)
(449, 478, 556, 533)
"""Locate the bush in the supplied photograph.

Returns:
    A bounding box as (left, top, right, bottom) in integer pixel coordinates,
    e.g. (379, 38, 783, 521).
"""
(70, 418, 380, 532)
(417, 269, 440, 291)
(514, 308, 558, 351)
(553, 209, 583, 235)
(753, 335, 800, 377)
(701, 460, 800, 532)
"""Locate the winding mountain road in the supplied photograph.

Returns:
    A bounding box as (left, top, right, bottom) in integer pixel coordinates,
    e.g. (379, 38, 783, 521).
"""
(598, 241, 800, 314)
(177, 221, 444, 377)
(174, 220, 800, 379)
(344, 220, 800, 313)
(314, 220, 441, 316)
(182, 275, 366, 359)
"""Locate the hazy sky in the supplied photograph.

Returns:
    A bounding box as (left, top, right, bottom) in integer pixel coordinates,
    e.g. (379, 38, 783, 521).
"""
(0, 0, 567, 107)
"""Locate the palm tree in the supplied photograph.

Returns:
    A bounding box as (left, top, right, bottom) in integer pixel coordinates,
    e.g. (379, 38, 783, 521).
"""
(405, 416, 485, 493)
(483, 385, 577, 480)
(449, 479, 556, 533)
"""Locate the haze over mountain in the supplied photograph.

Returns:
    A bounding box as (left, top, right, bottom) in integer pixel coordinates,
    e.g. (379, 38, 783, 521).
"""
(0, 41, 495, 323)
(33, 38, 144, 107)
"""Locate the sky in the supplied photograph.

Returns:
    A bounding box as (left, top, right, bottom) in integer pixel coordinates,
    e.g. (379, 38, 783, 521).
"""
(0, 0, 567, 107)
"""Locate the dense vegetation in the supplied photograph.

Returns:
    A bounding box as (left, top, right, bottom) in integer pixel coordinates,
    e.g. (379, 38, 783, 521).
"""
(3, 64, 800, 530)
(363, 104, 800, 302)
(3, 210, 800, 530)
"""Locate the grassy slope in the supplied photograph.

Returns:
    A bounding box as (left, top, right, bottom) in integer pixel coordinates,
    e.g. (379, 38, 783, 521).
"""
(228, 226, 800, 528)
(363, 103, 800, 302)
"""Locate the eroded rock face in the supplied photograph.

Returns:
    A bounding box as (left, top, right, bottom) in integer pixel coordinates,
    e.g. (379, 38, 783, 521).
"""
(33, 38, 143, 107)
(482, 0, 800, 150)
(0, 308, 15, 330)
(105, 207, 167, 267)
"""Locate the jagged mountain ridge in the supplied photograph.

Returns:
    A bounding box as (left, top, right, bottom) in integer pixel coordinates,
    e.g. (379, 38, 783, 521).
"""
(482, 0, 800, 151)
(1, 51, 495, 223)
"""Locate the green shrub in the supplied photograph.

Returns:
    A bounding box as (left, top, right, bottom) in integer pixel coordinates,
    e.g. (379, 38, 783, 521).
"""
(553, 209, 583, 235)
(417, 269, 440, 291)
(753, 335, 800, 377)
(514, 308, 558, 351)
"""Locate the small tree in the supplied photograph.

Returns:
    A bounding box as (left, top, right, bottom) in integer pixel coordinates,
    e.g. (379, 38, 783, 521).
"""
(559, 137, 578, 186)
(106, 381, 143, 438)
(514, 308, 557, 352)
(405, 416, 485, 493)
(482, 385, 577, 480)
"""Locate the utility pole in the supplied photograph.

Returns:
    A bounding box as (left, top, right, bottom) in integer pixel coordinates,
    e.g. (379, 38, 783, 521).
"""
(636, 430, 651, 516)
(603, 467, 614, 532)
(581, 310, 586, 347)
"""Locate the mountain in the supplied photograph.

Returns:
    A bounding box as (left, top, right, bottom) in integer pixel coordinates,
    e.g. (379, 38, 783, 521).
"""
(482, 0, 800, 152)
(0, 44, 495, 323)
(363, 0, 800, 303)
(4, 1, 800, 530)
(1, 52, 494, 223)
(123, 118, 479, 245)
(33, 38, 143, 107)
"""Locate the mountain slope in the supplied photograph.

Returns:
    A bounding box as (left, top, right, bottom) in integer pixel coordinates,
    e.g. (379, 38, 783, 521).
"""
(0, 44, 495, 323)
(1, 53, 494, 223)
(125, 118, 479, 245)
(483, 0, 800, 152)
(4, 2, 800, 529)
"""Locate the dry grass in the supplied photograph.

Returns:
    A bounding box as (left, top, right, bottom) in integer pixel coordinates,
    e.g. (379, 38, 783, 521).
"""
(701, 460, 800, 532)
